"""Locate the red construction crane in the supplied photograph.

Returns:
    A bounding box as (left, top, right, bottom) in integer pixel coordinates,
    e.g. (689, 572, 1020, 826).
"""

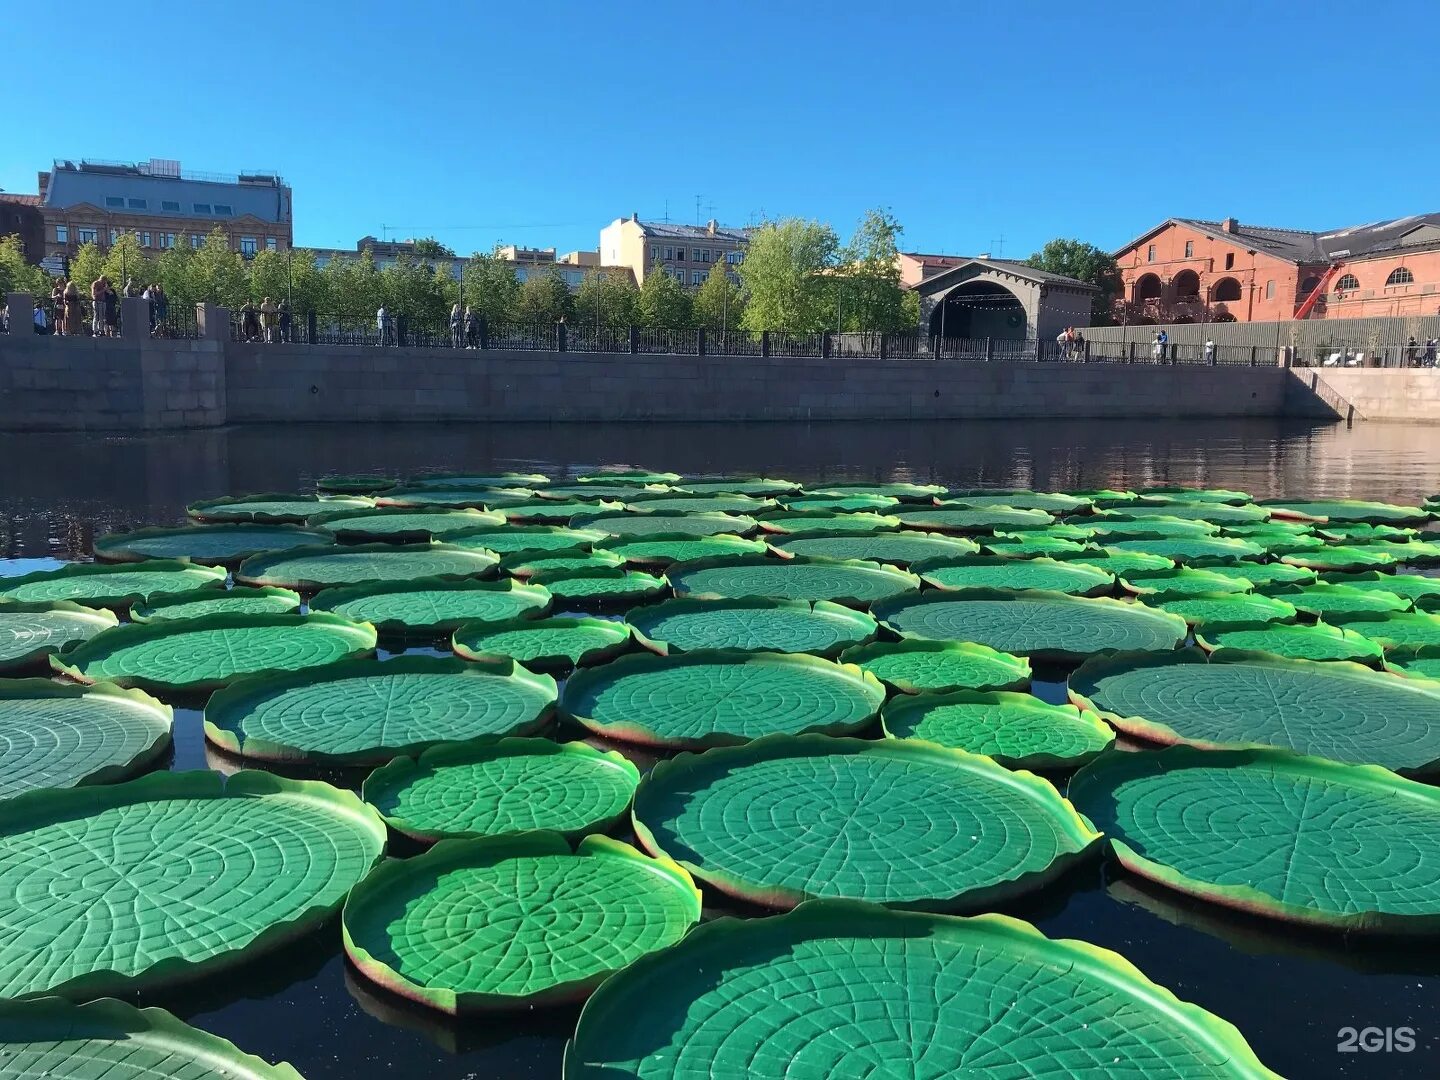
(1294, 261, 1344, 320)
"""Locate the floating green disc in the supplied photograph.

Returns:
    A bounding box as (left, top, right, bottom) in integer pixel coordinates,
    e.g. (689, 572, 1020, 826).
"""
(0, 561, 226, 610)
(1263, 582, 1410, 618)
(1083, 517, 1222, 540)
(981, 534, 1094, 558)
(837, 640, 1031, 694)
(376, 487, 533, 510)
(129, 586, 302, 623)
(873, 591, 1188, 663)
(447, 525, 608, 554)
(598, 532, 769, 567)
(894, 505, 1053, 533)
(92, 524, 334, 566)
(1120, 567, 1254, 598)
(1220, 531, 1324, 555)
(1139, 487, 1253, 505)
(1107, 537, 1264, 565)
(1259, 499, 1431, 525)
(452, 617, 632, 672)
(236, 542, 498, 590)
(187, 493, 372, 524)
(529, 568, 668, 606)
(668, 554, 919, 608)
(1327, 571, 1440, 605)
(626, 597, 877, 657)
(537, 486, 662, 502)
(941, 490, 1092, 513)
(409, 472, 551, 489)
(1197, 622, 1384, 664)
(625, 493, 775, 515)
(53, 612, 378, 695)
(1070, 746, 1440, 932)
(306, 506, 504, 542)
(915, 555, 1113, 596)
(1150, 592, 1299, 629)
(676, 477, 800, 496)
(560, 650, 883, 749)
(755, 511, 903, 535)
(1063, 488, 1139, 506)
(1386, 646, 1440, 682)
(1202, 561, 1316, 588)
(498, 547, 625, 577)
(0, 770, 385, 999)
(1222, 521, 1317, 539)
(0, 601, 117, 673)
(881, 690, 1114, 768)
(801, 482, 946, 501)
(495, 500, 625, 524)
(1112, 503, 1270, 525)
(571, 512, 757, 538)
(0, 679, 171, 798)
(205, 655, 556, 764)
(1070, 649, 1440, 775)
(1278, 545, 1397, 572)
(1332, 611, 1440, 651)
(310, 577, 551, 637)
(769, 530, 978, 565)
(1314, 522, 1417, 542)
(363, 739, 641, 842)
(318, 473, 395, 494)
(578, 469, 682, 485)
(632, 736, 1099, 909)
(344, 833, 699, 1012)
(1346, 539, 1440, 566)
(778, 494, 900, 513)
(1059, 549, 1177, 576)
(0, 998, 304, 1080)
(565, 901, 1279, 1080)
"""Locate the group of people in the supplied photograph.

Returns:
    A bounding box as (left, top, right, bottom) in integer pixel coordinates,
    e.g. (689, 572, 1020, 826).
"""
(236, 298, 291, 344)
(1055, 326, 1088, 359)
(448, 303, 484, 348)
(29, 276, 171, 337)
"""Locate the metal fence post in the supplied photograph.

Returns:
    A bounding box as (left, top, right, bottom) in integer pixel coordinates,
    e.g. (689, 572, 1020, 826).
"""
(478, 317, 489, 350)
(697, 328, 706, 357)
(557, 322, 567, 352)
(761, 331, 771, 358)
(984, 337, 994, 362)
(306, 311, 317, 345)
(397, 314, 408, 347)
(879, 333, 888, 360)
(628, 325, 638, 354)
(821, 332, 832, 359)
(1083, 340, 1091, 363)
(1249, 345, 1258, 367)
(1127, 341, 1136, 363)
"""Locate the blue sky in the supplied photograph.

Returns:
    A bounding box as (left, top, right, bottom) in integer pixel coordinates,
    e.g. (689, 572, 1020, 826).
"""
(1, 1, 1428, 259)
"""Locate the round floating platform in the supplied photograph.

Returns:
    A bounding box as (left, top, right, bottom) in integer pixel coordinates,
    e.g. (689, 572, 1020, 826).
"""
(675, 476, 800, 496)
(1120, 567, 1255, 599)
(1106, 537, 1264, 565)
(838, 639, 1031, 694)
(130, 586, 302, 623)
(915, 555, 1113, 596)
(1150, 592, 1299, 630)
(451, 616, 631, 672)
(92, 523, 334, 566)
(0, 601, 118, 673)
(1196, 622, 1384, 664)
(497, 547, 625, 578)
(626, 597, 877, 657)
(236, 543, 498, 591)
(445, 525, 608, 554)
(187, 493, 372, 524)
(1259, 498, 1431, 525)
(668, 554, 918, 609)
(769, 530, 978, 565)
(569, 511, 758, 538)
(306, 506, 504, 542)
(0, 560, 227, 610)
(893, 504, 1053, 533)
(754, 511, 902, 535)
(881, 689, 1114, 769)
(598, 532, 768, 567)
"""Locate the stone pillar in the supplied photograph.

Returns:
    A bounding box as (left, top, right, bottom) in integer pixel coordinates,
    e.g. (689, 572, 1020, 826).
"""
(121, 296, 150, 341)
(197, 303, 228, 340)
(5, 293, 31, 334)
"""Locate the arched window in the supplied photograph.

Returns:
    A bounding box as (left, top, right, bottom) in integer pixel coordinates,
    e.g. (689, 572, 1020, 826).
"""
(1299, 276, 1320, 295)
(1135, 273, 1162, 302)
(1212, 277, 1242, 302)
(1171, 269, 1200, 300)
(1335, 273, 1359, 291)
(1386, 267, 1415, 286)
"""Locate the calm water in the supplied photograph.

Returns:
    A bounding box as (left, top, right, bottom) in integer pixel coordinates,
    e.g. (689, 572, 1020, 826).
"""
(2, 417, 1438, 1080)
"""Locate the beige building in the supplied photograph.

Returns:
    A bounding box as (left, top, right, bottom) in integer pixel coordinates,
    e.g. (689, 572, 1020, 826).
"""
(600, 213, 750, 286)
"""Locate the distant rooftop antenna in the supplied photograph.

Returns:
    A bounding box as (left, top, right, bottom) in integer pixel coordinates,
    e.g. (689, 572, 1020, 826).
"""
(989, 234, 1006, 258)
(663, 199, 669, 224)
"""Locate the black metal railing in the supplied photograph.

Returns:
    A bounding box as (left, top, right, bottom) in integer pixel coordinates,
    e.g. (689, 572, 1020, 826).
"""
(567, 325, 630, 353)
(635, 328, 699, 355)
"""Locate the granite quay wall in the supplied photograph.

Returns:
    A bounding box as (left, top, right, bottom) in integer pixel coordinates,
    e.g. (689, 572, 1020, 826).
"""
(1299, 369, 1440, 423)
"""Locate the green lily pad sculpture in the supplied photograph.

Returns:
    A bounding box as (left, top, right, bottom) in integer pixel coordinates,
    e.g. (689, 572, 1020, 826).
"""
(1111, 502, 1270, 525)
(560, 650, 884, 749)
(1107, 537, 1264, 566)
(599, 532, 769, 567)
(893, 504, 1053, 533)
(187, 493, 372, 524)
(0, 560, 226, 610)
(564, 900, 1280, 1079)
(570, 512, 757, 538)
(1263, 582, 1410, 618)
(941, 490, 1091, 513)
(872, 590, 1188, 663)
(769, 529, 979, 565)
(529, 567, 668, 607)
(1083, 517, 1222, 541)
(205, 655, 556, 764)
(451, 617, 632, 672)
(0, 679, 172, 799)
(838, 640, 1031, 694)
(447, 525, 608, 554)
(1120, 567, 1254, 599)
(0, 601, 118, 673)
(881, 690, 1114, 769)
(1202, 562, 1315, 589)
(675, 477, 800, 496)
(981, 533, 1094, 558)
(626, 597, 877, 657)
(344, 834, 700, 1012)
(631, 735, 1100, 909)
(1150, 592, 1299, 629)
(1278, 545, 1397, 573)
(53, 612, 378, 695)
(497, 547, 625, 578)
(130, 586, 302, 623)
(306, 506, 504, 542)
(92, 524, 333, 566)
(237, 542, 498, 591)
(0, 998, 304, 1080)
(318, 473, 396, 494)
(0, 770, 385, 999)
(1332, 610, 1440, 651)
(1196, 622, 1384, 664)
(915, 555, 1113, 596)
(1069, 648, 1440, 776)
(1070, 746, 1440, 933)
(668, 554, 919, 609)
(1259, 498, 1431, 525)
(1059, 549, 1176, 577)
(310, 577, 550, 638)
(756, 510, 903, 535)
(363, 738, 641, 843)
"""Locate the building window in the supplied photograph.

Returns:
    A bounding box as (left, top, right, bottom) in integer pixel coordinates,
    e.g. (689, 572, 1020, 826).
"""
(162, 234, 175, 249)
(190, 234, 203, 248)
(266, 237, 277, 251)
(193, 203, 212, 214)
(1146, 244, 1156, 262)
(161, 200, 180, 212)
(652, 246, 662, 263)
(1184, 240, 1194, 258)
(1265, 279, 1274, 299)
(1224, 252, 1235, 270)
(663, 246, 674, 260)
(141, 232, 152, 248)
(213, 204, 233, 215)
(127, 198, 146, 209)
(1335, 273, 1360, 291)
(110, 229, 120, 244)
(675, 247, 687, 261)
(55, 224, 68, 243)
(240, 237, 258, 255)
(105, 196, 124, 208)
(1386, 267, 1415, 286)
(701, 249, 711, 263)
(726, 251, 742, 265)
(77, 228, 97, 243)
(692, 270, 705, 285)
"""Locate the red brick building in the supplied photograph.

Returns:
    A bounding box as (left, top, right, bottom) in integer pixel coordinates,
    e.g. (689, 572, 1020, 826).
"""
(1114, 215, 1440, 323)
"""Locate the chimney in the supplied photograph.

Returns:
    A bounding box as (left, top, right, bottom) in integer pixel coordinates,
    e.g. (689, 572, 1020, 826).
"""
(631, 211, 638, 222)
(706, 219, 718, 235)
(1222, 217, 1239, 234)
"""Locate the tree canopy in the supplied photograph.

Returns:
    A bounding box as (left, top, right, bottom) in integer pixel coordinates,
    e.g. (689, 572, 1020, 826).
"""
(1025, 239, 1122, 325)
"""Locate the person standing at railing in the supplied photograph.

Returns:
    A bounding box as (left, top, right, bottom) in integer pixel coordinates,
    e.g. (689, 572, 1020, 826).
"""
(50, 280, 66, 336)
(464, 306, 479, 348)
(62, 281, 84, 336)
(239, 299, 261, 343)
(1204, 339, 1215, 364)
(152, 284, 168, 337)
(90, 276, 107, 336)
(449, 303, 463, 349)
(278, 300, 291, 343)
(1151, 332, 1163, 363)
(103, 282, 119, 337)
(260, 297, 279, 343)
(32, 300, 48, 334)
(142, 284, 158, 335)
(1425, 338, 1438, 368)
(377, 305, 394, 346)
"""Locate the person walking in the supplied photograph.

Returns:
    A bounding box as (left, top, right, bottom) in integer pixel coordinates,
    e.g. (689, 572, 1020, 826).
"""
(90, 275, 107, 336)
(449, 303, 463, 349)
(104, 282, 119, 336)
(464, 305, 479, 348)
(62, 280, 84, 336)
(1203, 339, 1216, 364)
(240, 299, 260, 343)
(260, 297, 278, 344)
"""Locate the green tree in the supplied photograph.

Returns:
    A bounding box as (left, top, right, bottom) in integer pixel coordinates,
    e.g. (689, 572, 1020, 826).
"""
(412, 237, 456, 259)
(573, 269, 639, 327)
(101, 233, 153, 294)
(737, 218, 840, 331)
(514, 268, 573, 324)
(0, 235, 48, 296)
(190, 228, 248, 306)
(1025, 239, 1122, 325)
(153, 240, 199, 310)
(460, 250, 520, 325)
(247, 248, 289, 303)
(692, 260, 744, 330)
(637, 262, 692, 328)
(283, 247, 329, 315)
(66, 242, 107, 294)
(835, 208, 911, 332)
(322, 245, 383, 314)
(381, 253, 450, 324)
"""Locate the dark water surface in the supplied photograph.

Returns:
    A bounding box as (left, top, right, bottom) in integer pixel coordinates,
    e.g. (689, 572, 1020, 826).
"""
(2, 417, 1438, 1080)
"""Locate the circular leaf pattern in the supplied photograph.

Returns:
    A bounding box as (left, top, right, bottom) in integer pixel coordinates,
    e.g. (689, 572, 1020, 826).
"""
(779, 494, 899, 512)
(1387, 646, 1440, 681)
(362, 739, 640, 842)
(205, 655, 556, 764)
(530, 568, 668, 606)
(0, 771, 385, 999)
(894, 505, 1053, 533)
(498, 499, 625, 523)
(1121, 567, 1255, 598)
(1070, 747, 1440, 931)
(756, 511, 902, 535)
(1151, 592, 1299, 629)
(0, 561, 227, 609)
(560, 650, 884, 748)
(92, 524, 333, 566)
(1265, 582, 1410, 618)
(626, 597, 877, 657)
(1060, 549, 1176, 576)
(446, 526, 608, 554)
(187, 494, 372, 523)
(376, 487, 533, 510)
(0, 602, 117, 673)
(1108, 537, 1263, 565)
(668, 555, 919, 608)
(598, 533, 768, 567)
(1333, 611, 1440, 651)
(838, 640, 1031, 694)
(1259, 499, 1431, 524)
(770, 530, 979, 565)
(130, 586, 302, 623)
(306, 507, 504, 542)
(0, 680, 172, 799)
(1203, 561, 1316, 589)
(982, 534, 1094, 558)
(881, 689, 1114, 768)
(451, 617, 631, 671)
(1114, 503, 1270, 525)
(310, 577, 551, 636)
(916, 556, 1113, 596)
(497, 547, 625, 577)
(632, 736, 1100, 909)
(1325, 572, 1440, 605)
(1278, 545, 1397, 572)
(570, 512, 757, 538)
(1085, 517, 1221, 540)
(1197, 622, 1384, 664)
(236, 543, 498, 590)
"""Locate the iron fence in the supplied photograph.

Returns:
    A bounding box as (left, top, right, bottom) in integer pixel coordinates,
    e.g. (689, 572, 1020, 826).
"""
(486, 323, 558, 352)
(769, 331, 825, 358)
(708, 329, 764, 356)
(567, 325, 631, 353)
(635, 328, 699, 355)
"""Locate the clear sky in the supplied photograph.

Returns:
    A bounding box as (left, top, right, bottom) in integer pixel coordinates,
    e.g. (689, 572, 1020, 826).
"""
(1, 1, 1429, 259)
